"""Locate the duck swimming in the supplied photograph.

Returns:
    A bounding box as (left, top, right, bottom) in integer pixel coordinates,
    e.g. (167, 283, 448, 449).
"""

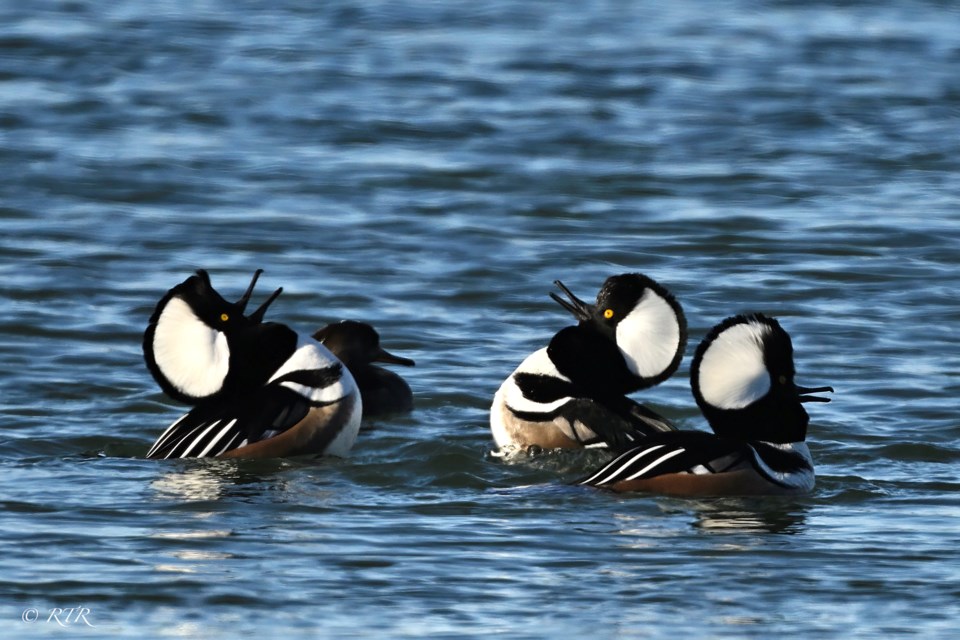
(578, 313, 833, 495)
(490, 273, 687, 454)
(143, 270, 361, 459)
(313, 320, 415, 417)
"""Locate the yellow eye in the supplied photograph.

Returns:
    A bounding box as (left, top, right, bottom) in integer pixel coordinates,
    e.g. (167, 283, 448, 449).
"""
(603, 309, 614, 319)
(778, 375, 787, 385)
(220, 313, 229, 322)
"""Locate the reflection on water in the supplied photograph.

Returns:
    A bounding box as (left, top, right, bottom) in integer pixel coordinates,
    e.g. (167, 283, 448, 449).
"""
(148, 459, 300, 502)
(608, 498, 809, 547)
(151, 466, 234, 502)
(150, 526, 235, 575)
(148, 470, 239, 574)
(687, 499, 809, 536)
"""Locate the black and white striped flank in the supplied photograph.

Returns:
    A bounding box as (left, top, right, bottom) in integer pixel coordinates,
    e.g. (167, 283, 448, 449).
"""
(577, 432, 748, 488)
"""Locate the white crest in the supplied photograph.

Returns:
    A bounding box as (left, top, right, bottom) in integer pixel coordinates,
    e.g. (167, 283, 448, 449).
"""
(697, 320, 771, 410)
(615, 290, 682, 379)
(151, 297, 230, 398)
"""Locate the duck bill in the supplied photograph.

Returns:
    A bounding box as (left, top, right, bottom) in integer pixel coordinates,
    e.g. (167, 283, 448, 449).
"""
(797, 384, 834, 403)
(375, 347, 415, 367)
(249, 286, 283, 323)
(236, 269, 264, 313)
(549, 280, 594, 322)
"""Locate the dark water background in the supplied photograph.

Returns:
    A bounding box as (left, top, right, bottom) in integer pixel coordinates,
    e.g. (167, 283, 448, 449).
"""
(2, 1, 959, 637)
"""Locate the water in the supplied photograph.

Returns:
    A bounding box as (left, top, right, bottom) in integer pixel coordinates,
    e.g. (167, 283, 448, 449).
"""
(2, 0, 959, 637)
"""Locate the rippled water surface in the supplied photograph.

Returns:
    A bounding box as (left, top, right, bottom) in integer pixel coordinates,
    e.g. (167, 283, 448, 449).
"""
(2, 1, 959, 637)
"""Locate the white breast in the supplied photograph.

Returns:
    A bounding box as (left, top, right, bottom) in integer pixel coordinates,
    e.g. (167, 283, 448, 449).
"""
(490, 348, 573, 450)
(500, 348, 572, 414)
(268, 336, 358, 405)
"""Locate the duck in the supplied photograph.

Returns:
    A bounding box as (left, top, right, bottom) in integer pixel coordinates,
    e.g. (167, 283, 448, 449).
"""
(577, 313, 833, 495)
(312, 320, 415, 417)
(490, 273, 687, 454)
(143, 269, 361, 459)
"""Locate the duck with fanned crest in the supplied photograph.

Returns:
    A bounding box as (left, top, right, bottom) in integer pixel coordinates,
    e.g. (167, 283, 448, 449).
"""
(143, 270, 361, 460)
(490, 273, 687, 455)
(578, 313, 833, 495)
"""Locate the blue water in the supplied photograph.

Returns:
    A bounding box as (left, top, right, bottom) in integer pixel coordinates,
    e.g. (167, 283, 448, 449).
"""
(2, 1, 959, 637)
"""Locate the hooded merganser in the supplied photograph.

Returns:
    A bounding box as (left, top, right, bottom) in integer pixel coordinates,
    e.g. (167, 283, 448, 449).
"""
(143, 269, 361, 459)
(578, 313, 833, 495)
(490, 273, 687, 454)
(312, 320, 414, 417)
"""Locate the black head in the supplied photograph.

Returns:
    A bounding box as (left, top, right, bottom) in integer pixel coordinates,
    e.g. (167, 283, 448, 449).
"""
(690, 313, 833, 443)
(550, 273, 687, 387)
(313, 320, 415, 369)
(143, 269, 293, 404)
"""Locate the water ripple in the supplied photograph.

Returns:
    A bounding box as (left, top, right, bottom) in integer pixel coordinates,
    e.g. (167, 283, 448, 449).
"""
(2, 0, 959, 637)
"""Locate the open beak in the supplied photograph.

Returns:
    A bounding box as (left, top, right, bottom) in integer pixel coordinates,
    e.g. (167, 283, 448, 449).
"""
(249, 286, 283, 323)
(235, 268, 283, 322)
(797, 384, 834, 403)
(374, 347, 415, 367)
(550, 280, 594, 322)
(236, 269, 264, 313)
